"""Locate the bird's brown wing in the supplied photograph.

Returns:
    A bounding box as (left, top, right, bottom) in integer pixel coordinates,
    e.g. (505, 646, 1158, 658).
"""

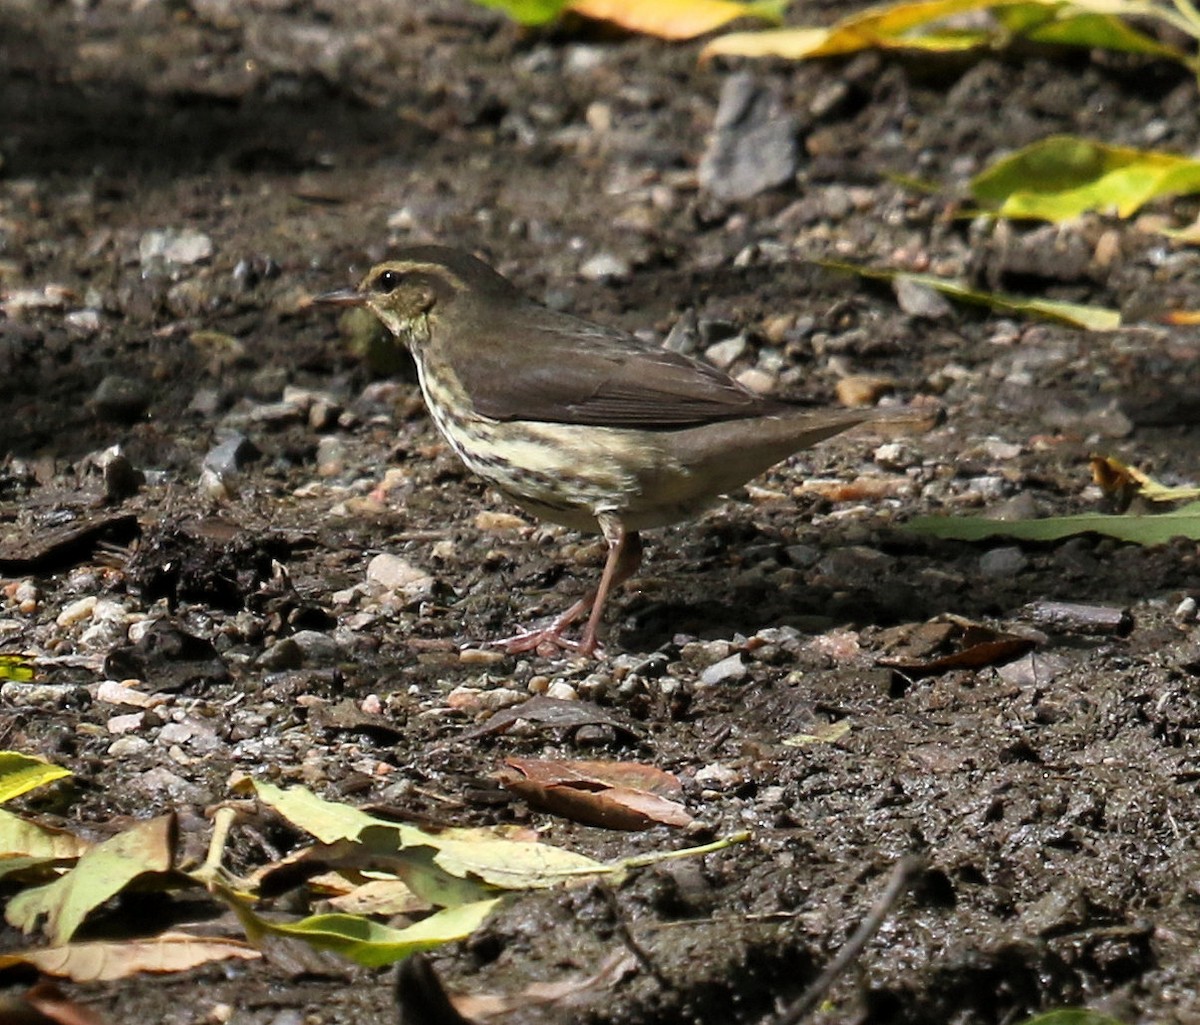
(451, 307, 791, 429)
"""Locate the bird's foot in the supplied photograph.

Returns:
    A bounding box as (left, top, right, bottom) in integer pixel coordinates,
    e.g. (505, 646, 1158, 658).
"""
(494, 625, 599, 659)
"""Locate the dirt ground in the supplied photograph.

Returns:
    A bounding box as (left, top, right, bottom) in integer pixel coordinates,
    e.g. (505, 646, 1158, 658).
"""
(4, 1, 1200, 1022)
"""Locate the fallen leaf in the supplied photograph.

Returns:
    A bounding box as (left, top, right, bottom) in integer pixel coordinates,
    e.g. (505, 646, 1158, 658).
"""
(458, 695, 643, 742)
(6, 980, 110, 1025)
(972, 135, 1200, 221)
(223, 891, 503, 969)
(497, 758, 693, 830)
(878, 626, 1037, 676)
(456, 950, 638, 1020)
(570, 0, 783, 39)
(1090, 454, 1200, 506)
(703, 0, 1000, 60)
(0, 752, 72, 803)
(782, 721, 853, 746)
(5, 814, 176, 945)
(0, 808, 92, 867)
(0, 932, 260, 982)
(0, 655, 36, 683)
(905, 501, 1200, 544)
(327, 878, 431, 916)
(819, 259, 1121, 329)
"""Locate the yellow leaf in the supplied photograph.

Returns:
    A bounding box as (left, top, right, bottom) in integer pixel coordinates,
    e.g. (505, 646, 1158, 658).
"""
(0, 808, 91, 863)
(1090, 455, 1200, 504)
(703, 0, 999, 59)
(5, 814, 175, 945)
(570, 0, 781, 39)
(0, 751, 71, 803)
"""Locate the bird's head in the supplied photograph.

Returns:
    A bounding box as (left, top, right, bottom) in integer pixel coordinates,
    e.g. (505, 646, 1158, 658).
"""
(314, 246, 515, 341)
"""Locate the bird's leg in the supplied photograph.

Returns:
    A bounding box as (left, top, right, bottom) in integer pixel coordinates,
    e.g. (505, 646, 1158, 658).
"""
(578, 519, 641, 657)
(498, 518, 641, 658)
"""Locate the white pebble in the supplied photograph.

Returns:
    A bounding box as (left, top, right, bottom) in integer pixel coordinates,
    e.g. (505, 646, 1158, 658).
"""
(56, 595, 98, 628)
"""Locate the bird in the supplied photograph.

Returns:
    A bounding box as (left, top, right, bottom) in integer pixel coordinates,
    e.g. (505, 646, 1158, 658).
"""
(316, 246, 933, 657)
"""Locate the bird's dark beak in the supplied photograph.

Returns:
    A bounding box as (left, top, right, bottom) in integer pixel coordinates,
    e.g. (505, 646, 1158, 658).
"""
(313, 288, 366, 308)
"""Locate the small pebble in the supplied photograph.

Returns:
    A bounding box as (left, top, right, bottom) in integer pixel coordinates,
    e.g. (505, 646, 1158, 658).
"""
(139, 228, 214, 267)
(1, 682, 88, 706)
(57, 595, 98, 628)
(1174, 596, 1197, 623)
(290, 630, 340, 665)
(91, 375, 150, 422)
(108, 735, 153, 756)
(836, 375, 894, 407)
(366, 553, 435, 596)
(894, 277, 953, 319)
(704, 335, 748, 369)
(446, 686, 526, 712)
(95, 679, 161, 708)
(694, 762, 742, 790)
(544, 681, 579, 701)
(699, 653, 747, 686)
(474, 510, 528, 533)
(459, 648, 507, 666)
(107, 712, 145, 734)
(579, 253, 630, 281)
(203, 434, 260, 477)
(979, 547, 1029, 578)
(316, 436, 346, 476)
(259, 638, 303, 670)
(735, 367, 776, 394)
(873, 441, 914, 471)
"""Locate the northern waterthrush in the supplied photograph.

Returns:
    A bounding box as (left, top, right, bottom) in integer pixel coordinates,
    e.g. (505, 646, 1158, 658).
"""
(317, 246, 932, 656)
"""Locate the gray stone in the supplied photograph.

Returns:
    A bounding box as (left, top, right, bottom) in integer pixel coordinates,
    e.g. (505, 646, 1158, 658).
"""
(290, 630, 341, 666)
(91, 375, 150, 422)
(979, 546, 1029, 578)
(699, 73, 799, 202)
(203, 433, 260, 476)
(699, 653, 747, 686)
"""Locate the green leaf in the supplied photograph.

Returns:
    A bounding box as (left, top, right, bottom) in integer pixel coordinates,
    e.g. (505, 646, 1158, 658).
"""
(996, 2, 1188, 58)
(972, 135, 1200, 221)
(5, 814, 175, 944)
(249, 781, 606, 896)
(231, 895, 503, 968)
(0, 752, 71, 803)
(905, 501, 1200, 544)
(818, 259, 1121, 329)
(1015, 1011, 1130, 1025)
(0, 655, 35, 682)
(472, 0, 569, 25)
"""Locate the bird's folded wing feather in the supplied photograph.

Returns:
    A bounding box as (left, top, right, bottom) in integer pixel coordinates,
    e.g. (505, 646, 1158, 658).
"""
(452, 310, 791, 429)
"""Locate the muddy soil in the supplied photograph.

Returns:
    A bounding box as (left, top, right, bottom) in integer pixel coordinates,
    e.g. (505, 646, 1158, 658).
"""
(3, 2, 1200, 1023)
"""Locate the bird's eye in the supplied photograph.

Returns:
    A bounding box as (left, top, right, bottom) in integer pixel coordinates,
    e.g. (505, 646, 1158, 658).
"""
(375, 269, 402, 292)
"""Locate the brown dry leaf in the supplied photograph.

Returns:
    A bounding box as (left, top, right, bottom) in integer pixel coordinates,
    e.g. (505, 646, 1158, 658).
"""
(9, 980, 110, 1025)
(498, 758, 693, 830)
(457, 951, 638, 1020)
(794, 477, 908, 502)
(878, 621, 1036, 677)
(326, 878, 432, 916)
(570, 0, 778, 40)
(0, 932, 260, 982)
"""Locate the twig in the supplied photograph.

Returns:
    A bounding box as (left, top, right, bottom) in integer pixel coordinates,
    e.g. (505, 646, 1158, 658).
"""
(773, 854, 925, 1025)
